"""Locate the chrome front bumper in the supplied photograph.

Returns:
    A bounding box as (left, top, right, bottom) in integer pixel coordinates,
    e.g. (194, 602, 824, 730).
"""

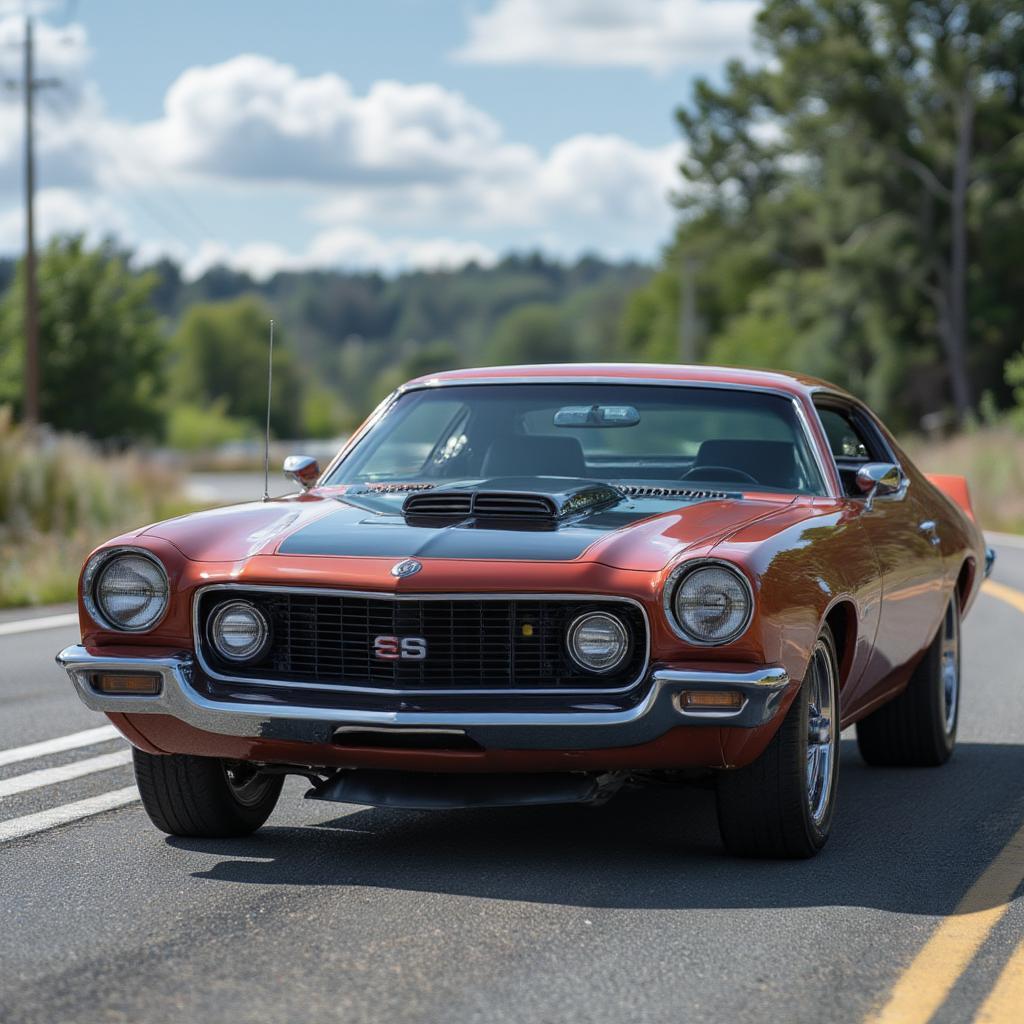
(56, 645, 791, 751)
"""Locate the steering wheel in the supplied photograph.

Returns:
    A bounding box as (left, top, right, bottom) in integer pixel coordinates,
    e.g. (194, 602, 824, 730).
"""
(680, 465, 759, 484)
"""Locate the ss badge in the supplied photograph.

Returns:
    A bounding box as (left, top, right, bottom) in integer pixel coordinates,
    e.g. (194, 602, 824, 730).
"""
(374, 635, 428, 661)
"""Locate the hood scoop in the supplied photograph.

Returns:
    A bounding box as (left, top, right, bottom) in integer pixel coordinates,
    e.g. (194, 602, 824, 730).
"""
(402, 478, 623, 527)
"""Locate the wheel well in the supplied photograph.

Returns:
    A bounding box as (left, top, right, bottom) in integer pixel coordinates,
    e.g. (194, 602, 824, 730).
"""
(955, 559, 975, 613)
(824, 601, 856, 690)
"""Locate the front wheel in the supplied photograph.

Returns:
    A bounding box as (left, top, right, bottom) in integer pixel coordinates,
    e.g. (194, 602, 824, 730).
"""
(715, 625, 840, 858)
(856, 591, 960, 767)
(133, 750, 283, 837)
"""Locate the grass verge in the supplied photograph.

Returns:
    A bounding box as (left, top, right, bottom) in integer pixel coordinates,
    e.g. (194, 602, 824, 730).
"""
(904, 426, 1024, 534)
(0, 408, 192, 608)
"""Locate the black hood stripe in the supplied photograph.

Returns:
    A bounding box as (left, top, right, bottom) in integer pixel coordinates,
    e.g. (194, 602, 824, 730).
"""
(276, 504, 655, 561)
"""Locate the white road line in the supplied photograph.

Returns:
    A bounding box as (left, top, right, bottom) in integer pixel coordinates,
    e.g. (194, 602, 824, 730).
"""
(0, 749, 132, 798)
(0, 786, 139, 843)
(0, 725, 120, 768)
(0, 611, 78, 637)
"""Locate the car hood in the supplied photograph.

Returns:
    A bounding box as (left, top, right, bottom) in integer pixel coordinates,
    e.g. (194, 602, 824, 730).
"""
(143, 486, 797, 572)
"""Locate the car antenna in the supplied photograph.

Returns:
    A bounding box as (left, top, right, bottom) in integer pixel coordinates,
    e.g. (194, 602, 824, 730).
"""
(262, 319, 274, 502)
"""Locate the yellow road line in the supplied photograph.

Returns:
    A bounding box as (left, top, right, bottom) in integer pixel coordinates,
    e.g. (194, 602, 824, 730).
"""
(865, 820, 1024, 1023)
(975, 936, 1024, 1023)
(863, 575, 1024, 1024)
(981, 579, 1024, 615)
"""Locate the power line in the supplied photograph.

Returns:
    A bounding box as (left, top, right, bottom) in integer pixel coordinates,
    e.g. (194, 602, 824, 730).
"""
(41, 87, 205, 252)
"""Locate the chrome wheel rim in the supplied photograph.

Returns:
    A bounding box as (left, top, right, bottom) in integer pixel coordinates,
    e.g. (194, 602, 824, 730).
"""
(805, 639, 837, 827)
(223, 762, 274, 807)
(941, 600, 960, 735)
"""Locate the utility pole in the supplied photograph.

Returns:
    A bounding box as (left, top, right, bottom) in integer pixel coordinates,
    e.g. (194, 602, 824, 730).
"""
(23, 15, 39, 427)
(9, 16, 59, 429)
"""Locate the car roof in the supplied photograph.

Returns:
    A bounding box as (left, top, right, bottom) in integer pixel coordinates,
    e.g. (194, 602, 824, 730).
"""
(404, 363, 851, 403)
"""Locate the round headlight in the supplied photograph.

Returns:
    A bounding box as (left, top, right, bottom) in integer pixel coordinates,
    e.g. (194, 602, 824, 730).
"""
(86, 549, 169, 632)
(567, 611, 630, 673)
(666, 561, 753, 645)
(208, 600, 271, 663)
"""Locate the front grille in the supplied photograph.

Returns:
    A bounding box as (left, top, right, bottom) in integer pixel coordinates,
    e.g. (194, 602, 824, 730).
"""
(197, 589, 647, 692)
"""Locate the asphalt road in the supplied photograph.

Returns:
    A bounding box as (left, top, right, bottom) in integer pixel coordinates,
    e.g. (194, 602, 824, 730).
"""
(1, 543, 1023, 1023)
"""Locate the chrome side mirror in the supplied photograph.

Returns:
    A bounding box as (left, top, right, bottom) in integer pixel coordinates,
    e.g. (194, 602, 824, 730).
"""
(283, 455, 320, 491)
(856, 462, 903, 501)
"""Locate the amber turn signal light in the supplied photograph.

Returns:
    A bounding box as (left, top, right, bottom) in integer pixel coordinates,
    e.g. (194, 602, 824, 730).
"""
(677, 690, 744, 711)
(90, 672, 162, 695)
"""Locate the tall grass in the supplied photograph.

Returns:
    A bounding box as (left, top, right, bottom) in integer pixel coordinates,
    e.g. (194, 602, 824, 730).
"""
(0, 408, 188, 608)
(903, 426, 1024, 534)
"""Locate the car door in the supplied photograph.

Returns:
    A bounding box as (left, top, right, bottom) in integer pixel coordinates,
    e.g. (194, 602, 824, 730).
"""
(814, 399, 947, 703)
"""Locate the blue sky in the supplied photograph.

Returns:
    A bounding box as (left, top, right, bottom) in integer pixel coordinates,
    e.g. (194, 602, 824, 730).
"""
(0, 0, 755, 277)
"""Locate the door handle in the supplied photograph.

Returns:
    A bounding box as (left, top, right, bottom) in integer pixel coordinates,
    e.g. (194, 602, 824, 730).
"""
(919, 520, 940, 545)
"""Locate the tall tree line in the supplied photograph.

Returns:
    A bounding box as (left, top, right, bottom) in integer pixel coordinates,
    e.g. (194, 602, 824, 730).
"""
(626, 0, 1024, 430)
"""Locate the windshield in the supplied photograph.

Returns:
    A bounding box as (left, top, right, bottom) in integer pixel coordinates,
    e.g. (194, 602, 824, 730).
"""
(328, 383, 827, 496)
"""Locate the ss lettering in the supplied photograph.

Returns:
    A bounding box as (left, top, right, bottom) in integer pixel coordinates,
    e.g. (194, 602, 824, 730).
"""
(373, 635, 427, 661)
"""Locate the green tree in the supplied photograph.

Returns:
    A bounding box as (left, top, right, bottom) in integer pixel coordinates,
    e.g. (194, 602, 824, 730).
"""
(372, 340, 462, 404)
(0, 236, 165, 440)
(486, 304, 577, 365)
(628, 0, 1024, 428)
(169, 296, 305, 437)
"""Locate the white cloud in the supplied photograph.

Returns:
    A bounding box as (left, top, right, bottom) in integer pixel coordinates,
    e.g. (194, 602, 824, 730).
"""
(311, 133, 682, 253)
(0, 187, 129, 249)
(138, 55, 527, 187)
(0, 16, 100, 191)
(455, 0, 755, 74)
(0, 26, 682, 277)
(0, 15, 90, 78)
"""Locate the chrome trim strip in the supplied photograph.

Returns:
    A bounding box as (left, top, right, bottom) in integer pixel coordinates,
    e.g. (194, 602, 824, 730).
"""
(57, 644, 791, 746)
(321, 377, 838, 500)
(191, 584, 652, 698)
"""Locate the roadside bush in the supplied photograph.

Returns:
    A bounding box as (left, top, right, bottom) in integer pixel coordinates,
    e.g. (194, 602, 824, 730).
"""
(0, 406, 188, 607)
(166, 399, 254, 452)
(903, 425, 1024, 534)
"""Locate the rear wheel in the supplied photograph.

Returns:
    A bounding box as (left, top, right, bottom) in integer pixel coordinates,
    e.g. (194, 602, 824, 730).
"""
(133, 750, 283, 837)
(856, 591, 960, 767)
(715, 625, 840, 858)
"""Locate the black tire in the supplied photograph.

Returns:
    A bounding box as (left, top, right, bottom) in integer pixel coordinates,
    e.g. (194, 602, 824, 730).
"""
(856, 591, 960, 767)
(133, 750, 283, 837)
(715, 625, 840, 859)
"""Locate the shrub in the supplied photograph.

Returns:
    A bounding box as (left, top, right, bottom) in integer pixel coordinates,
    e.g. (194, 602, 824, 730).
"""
(0, 407, 188, 607)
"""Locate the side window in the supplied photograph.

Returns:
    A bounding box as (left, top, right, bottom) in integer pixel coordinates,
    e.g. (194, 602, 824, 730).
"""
(815, 404, 887, 498)
(818, 408, 871, 462)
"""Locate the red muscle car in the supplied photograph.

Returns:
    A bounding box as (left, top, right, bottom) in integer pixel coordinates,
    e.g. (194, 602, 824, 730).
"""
(57, 365, 991, 858)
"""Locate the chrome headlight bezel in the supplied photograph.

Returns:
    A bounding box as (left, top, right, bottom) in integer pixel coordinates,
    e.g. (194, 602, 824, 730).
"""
(663, 559, 754, 647)
(82, 546, 170, 633)
(206, 599, 272, 664)
(566, 610, 631, 674)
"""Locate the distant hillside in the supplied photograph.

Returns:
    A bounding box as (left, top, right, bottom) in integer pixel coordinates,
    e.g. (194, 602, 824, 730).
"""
(153, 252, 651, 420)
(0, 248, 651, 436)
